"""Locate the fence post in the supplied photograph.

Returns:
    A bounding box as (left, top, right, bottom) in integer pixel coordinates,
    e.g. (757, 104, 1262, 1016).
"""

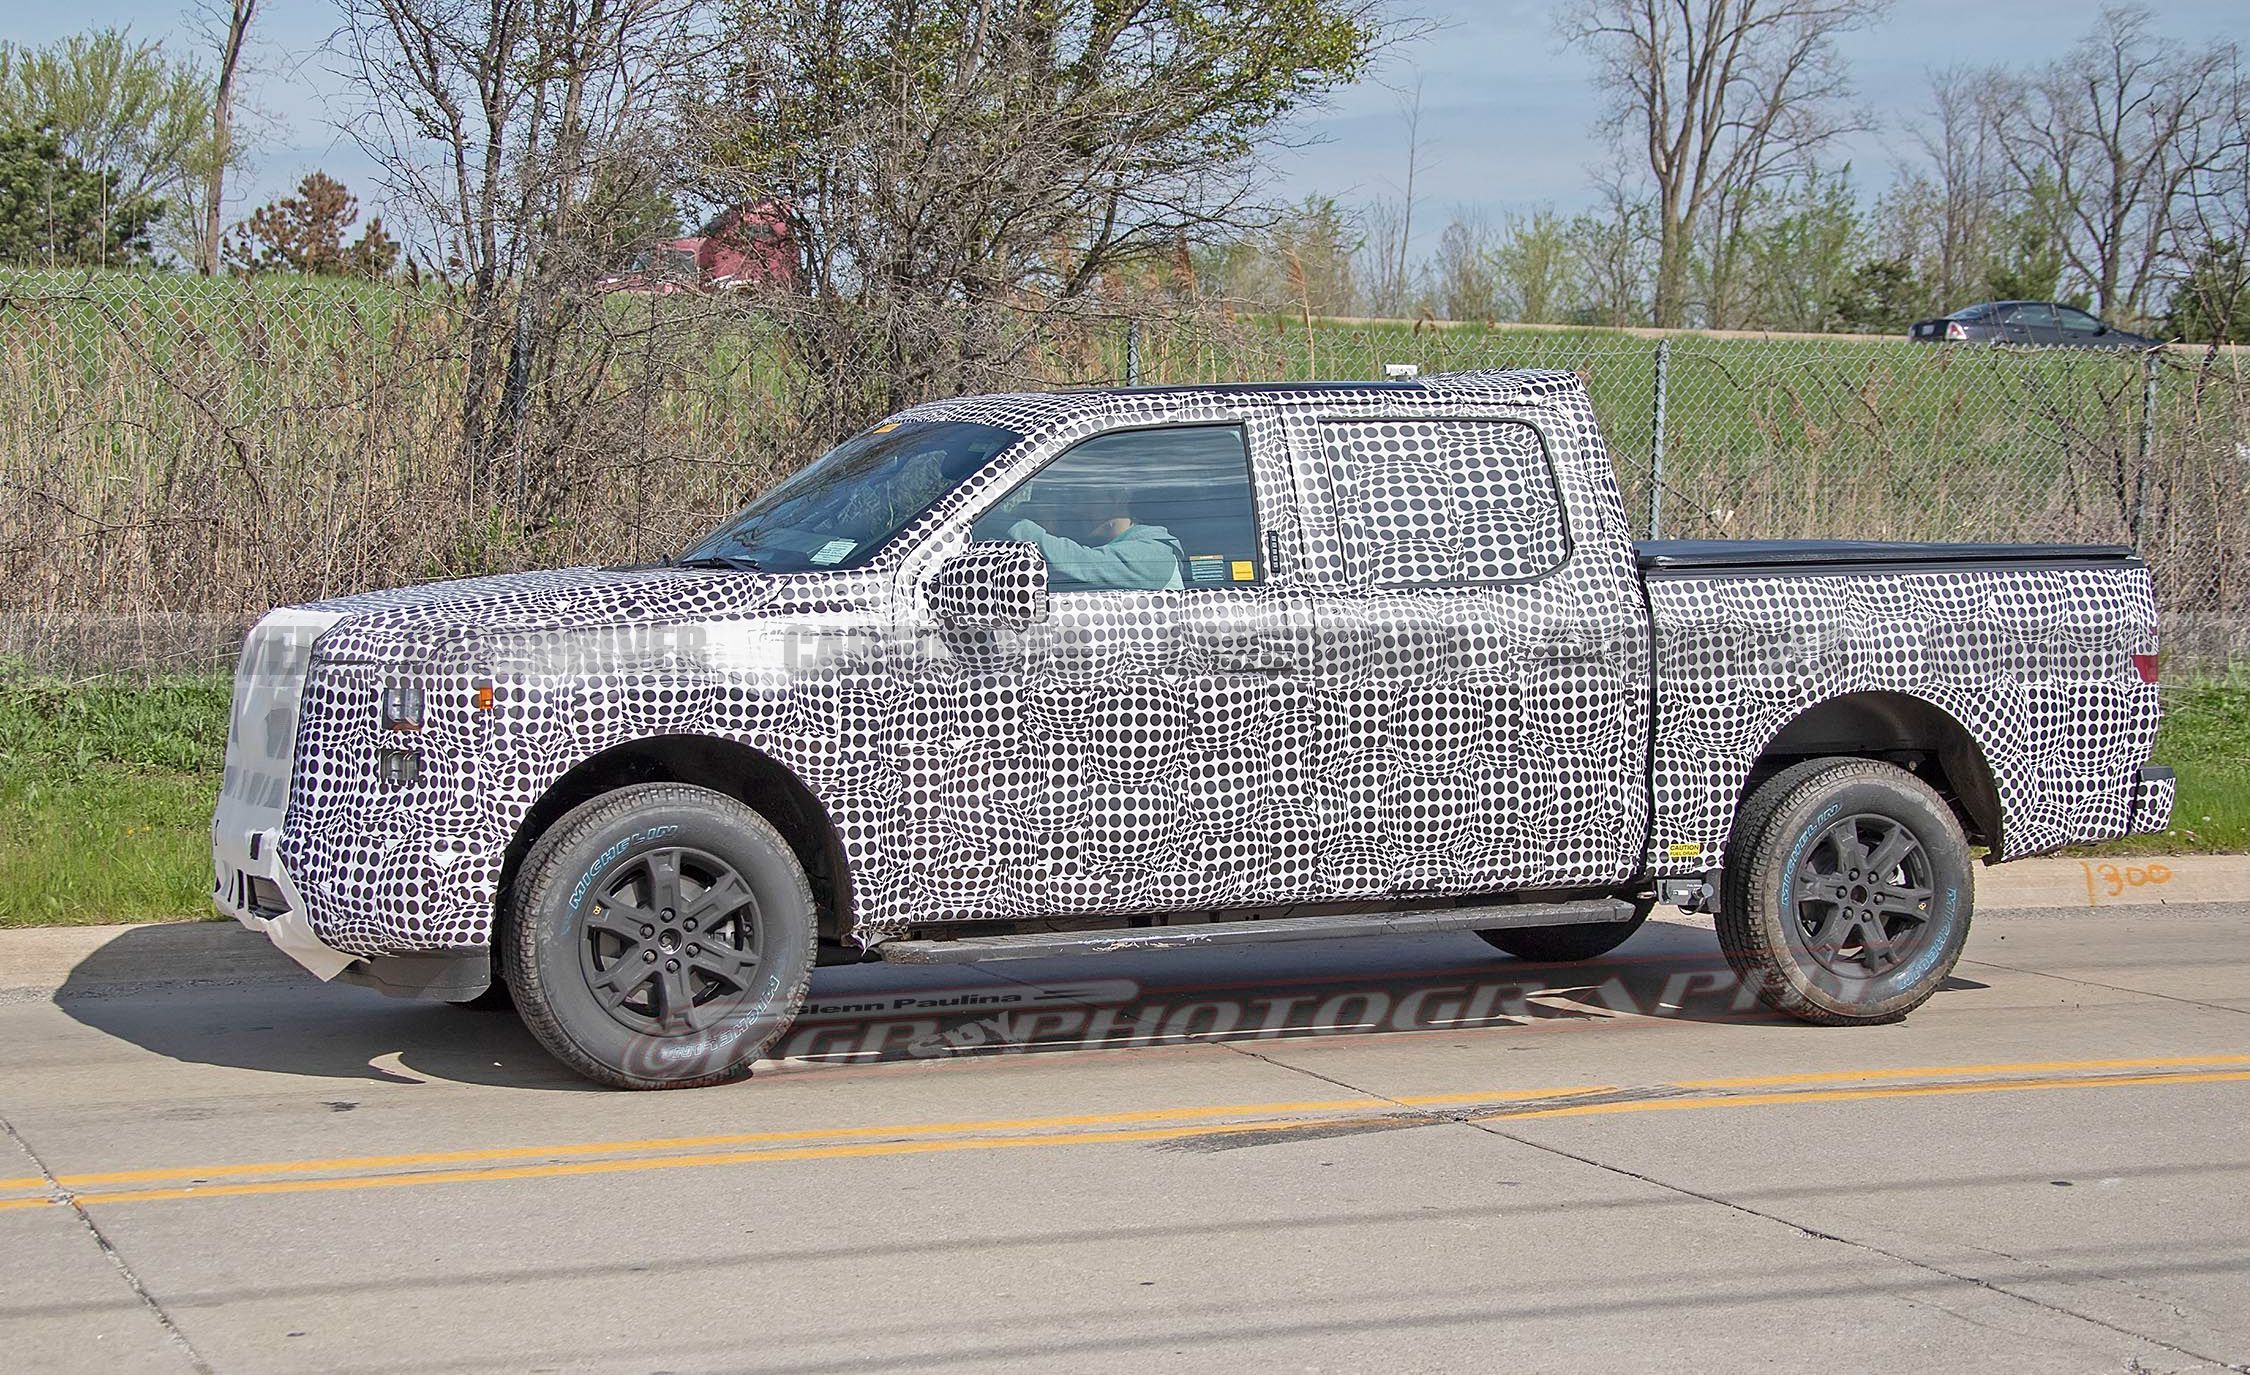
(1648, 337, 1671, 540)
(1124, 319, 1142, 385)
(2132, 348, 2159, 542)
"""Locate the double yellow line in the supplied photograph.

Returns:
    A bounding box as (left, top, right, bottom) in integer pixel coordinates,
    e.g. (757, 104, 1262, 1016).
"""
(4, 1054, 2245, 1213)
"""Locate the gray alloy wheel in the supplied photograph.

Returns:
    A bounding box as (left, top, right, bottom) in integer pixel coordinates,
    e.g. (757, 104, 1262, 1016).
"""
(1719, 757, 1973, 1026)
(504, 783, 818, 1089)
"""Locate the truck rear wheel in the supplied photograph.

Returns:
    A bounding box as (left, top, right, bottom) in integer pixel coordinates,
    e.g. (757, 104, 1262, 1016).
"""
(504, 783, 818, 1089)
(1719, 758, 1973, 1026)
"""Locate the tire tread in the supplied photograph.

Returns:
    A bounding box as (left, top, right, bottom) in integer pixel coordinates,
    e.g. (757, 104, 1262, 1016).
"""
(503, 783, 818, 1090)
(1717, 757, 1970, 1027)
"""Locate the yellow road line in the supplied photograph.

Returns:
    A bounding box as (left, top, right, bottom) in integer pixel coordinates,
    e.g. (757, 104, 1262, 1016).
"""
(0, 1066, 2241, 1214)
(0, 1084, 1614, 1193)
(1674, 1053, 2250, 1090)
(1491, 1069, 2250, 1121)
(3, 1054, 2245, 1196)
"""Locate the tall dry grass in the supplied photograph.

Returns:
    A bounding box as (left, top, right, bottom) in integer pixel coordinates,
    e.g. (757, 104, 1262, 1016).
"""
(1, 272, 2243, 670)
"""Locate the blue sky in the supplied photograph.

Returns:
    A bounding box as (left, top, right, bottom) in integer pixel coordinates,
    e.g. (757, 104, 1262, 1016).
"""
(15, 1, 2250, 257)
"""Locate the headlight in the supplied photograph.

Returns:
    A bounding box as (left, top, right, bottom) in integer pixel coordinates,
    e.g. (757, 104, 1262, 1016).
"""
(380, 684, 424, 732)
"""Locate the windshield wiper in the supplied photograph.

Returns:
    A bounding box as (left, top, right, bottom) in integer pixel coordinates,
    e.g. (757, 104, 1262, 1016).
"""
(671, 553, 764, 571)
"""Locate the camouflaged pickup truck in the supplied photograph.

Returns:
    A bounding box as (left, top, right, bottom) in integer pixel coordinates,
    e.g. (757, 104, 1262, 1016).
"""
(214, 371, 2174, 1088)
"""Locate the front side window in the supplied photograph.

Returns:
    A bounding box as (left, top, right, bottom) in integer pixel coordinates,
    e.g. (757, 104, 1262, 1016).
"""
(1322, 419, 1567, 585)
(681, 419, 1020, 572)
(972, 425, 1262, 592)
(2057, 307, 2103, 334)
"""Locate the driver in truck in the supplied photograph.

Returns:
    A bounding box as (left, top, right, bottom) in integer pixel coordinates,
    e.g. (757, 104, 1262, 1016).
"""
(1001, 485, 1185, 591)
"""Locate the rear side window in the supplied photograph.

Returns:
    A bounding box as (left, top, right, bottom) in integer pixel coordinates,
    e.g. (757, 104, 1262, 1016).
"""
(1319, 419, 1567, 585)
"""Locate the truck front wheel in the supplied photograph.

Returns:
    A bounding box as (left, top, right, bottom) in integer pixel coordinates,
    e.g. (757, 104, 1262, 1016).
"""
(1719, 758, 1973, 1026)
(504, 783, 818, 1089)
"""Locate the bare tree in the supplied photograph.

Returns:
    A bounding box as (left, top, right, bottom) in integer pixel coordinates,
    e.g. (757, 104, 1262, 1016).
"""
(199, 0, 258, 276)
(1990, 6, 2237, 323)
(1432, 210, 1499, 321)
(1570, 173, 1659, 326)
(1914, 66, 2008, 308)
(2165, 48, 2250, 341)
(1391, 80, 1427, 314)
(338, 0, 715, 505)
(1358, 198, 1427, 317)
(1562, 0, 1888, 328)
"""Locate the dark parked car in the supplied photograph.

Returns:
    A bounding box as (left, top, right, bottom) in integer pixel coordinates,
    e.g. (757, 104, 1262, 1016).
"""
(1909, 301, 2161, 348)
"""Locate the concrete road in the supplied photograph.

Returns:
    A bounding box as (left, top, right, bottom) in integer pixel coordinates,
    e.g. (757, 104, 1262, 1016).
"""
(2, 904, 2246, 1374)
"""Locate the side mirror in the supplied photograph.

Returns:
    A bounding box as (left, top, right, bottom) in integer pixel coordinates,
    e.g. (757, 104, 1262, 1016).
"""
(930, 542, 1048, 630)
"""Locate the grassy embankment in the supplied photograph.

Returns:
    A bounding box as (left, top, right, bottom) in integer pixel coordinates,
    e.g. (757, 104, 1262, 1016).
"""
(0, 670, 2240, 928)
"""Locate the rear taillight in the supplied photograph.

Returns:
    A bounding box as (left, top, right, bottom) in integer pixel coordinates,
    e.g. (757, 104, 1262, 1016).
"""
(1945, 321, 1968, 341)
(2132, 653, 2160, 684)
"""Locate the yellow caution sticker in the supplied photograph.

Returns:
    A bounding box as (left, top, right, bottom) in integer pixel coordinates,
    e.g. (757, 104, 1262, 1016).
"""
(1666, 842, 1702, 859)
(872, 422, 900, 433)
(1230, 560, 1256, 582)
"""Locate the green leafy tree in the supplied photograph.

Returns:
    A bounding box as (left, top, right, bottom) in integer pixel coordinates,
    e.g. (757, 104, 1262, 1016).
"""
(2169, 240, 2250, 344)
(224, 172, 398, 277)
(1828, 256, 1923, 333)
(1724, 168, 1862, 332)
(1983, 175, 2073, 305)
(0, 30, 218, 262)
(0, 124, 161, 266)
(1491, 207, 1579, 324)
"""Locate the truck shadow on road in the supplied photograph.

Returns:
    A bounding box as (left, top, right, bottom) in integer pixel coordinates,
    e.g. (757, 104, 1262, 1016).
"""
(49, 918, 1988, 1090)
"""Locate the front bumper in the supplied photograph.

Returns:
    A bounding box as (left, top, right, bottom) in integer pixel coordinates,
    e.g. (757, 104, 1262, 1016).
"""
(213, 821, 355, 980)
(212, 606, 356, 980)
(2130, 765, 2177, 835)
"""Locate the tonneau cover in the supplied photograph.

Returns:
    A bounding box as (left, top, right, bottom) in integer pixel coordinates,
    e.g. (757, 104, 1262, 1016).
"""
(1635, 539, 2136, 572)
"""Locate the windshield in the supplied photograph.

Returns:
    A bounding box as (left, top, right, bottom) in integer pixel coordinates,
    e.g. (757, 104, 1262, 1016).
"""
(677, 418, 1021, 572)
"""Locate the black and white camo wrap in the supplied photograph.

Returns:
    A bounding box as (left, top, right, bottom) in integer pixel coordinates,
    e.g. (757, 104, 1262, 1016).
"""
(259, 371, 2160, 960)
(1643, 566, 2163, 869)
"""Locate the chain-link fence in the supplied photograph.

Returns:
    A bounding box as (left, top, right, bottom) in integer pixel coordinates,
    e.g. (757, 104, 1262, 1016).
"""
(1125, 319, 2250, 667)
(4, 271, 2245, 671)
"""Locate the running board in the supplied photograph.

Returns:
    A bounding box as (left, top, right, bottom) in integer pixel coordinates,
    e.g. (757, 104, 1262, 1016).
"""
(874, 898, 1637, 966)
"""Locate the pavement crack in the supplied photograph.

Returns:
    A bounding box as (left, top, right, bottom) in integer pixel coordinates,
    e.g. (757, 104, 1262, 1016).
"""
(1201, 1046, 2248, 1374)
(1959, 958, 2250, 1018)
(0, 1111, 214, 1375)
(1454, 1119, 2249, 1374)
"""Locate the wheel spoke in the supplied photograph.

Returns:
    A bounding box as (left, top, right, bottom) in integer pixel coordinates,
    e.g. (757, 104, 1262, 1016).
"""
(1831, 826, 1872, 875)
(591, 955, 652, 1008)
(657, 962, 701, 1030)
(644, 850, 685, 916)
(1854, 917, 1899, 970)
(688, 940, 759, 990)
(681, 871, 755, 931)
(1863, 823, 1919, 882)
(585, 903, 653, 942)
(1795, 856, 1834, 894)
(1872, 883, 1932, 919)
(1805, 902, 1852, 952)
